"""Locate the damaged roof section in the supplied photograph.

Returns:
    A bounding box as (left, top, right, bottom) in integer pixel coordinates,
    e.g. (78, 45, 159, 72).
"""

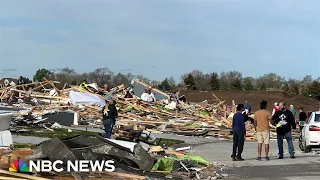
(27, 134, 155, 171)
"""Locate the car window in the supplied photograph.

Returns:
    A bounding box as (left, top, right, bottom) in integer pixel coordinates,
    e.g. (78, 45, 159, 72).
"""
(315, 114, 320, 122)
(306, 114, 312, 124)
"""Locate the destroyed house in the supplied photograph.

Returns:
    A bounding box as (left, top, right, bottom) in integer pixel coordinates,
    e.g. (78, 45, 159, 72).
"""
(0, 78, 18, 88)
(131, 80, 169, 100)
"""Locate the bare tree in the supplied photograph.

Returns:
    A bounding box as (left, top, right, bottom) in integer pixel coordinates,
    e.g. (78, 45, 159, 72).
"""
(256, 73, 285, 90)
(219, 71, 243, 90)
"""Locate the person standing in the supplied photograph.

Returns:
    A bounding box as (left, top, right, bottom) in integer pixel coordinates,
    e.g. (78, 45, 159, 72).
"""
(290, 105, 296, 119)
(244, 101, 251, 114)
(298, 107, 307, 131)
(231, 104, 246, 161)
(78, 80, 89, 92)
(272, 102, 296, 159)
(148, 90, 156, 102)
(141, 89, 149, 101)
(272, 102, 279, 116)
(102, 100, 118, 139)
(124, 90, 133, 98)
(253, 100, 272, 160)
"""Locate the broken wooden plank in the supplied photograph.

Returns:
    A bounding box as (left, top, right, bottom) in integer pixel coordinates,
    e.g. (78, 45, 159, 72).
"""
(98, 171, 146, 180)
(151, 146, 164, 153)
(0, 176, 27, 180)
(44, 78, 61, 95)
(70, 172, 83, 180)
(0, 169, 50, 180)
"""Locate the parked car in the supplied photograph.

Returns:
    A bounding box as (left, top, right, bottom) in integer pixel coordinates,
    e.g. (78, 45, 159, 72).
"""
(299, 111, 320, 153)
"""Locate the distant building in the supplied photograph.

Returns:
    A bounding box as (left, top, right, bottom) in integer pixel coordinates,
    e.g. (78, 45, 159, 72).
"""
(0, 78, 18, 88)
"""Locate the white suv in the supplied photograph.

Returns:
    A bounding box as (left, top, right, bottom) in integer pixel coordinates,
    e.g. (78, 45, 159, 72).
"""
(299, 111, 320, 153)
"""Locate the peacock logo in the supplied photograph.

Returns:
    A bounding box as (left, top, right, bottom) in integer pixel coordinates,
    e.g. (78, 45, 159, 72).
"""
(9, 159, 29, 173)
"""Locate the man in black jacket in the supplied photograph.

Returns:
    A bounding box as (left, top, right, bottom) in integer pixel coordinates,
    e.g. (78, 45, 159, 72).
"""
(272, 102, 296, 159)
(102, 100, 118, 139)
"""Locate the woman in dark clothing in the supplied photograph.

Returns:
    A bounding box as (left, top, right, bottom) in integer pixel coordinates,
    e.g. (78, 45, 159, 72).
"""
(102, 100, 118, 139)
(298, 107, 307, 131)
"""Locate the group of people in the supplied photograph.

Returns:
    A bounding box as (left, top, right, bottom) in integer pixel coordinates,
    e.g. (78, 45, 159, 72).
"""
(232, 101, 300, 161)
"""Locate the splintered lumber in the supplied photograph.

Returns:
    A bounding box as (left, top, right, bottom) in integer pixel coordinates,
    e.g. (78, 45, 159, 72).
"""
(43, 78, 61, 95)
(0, 169, 50, 180)
(135, 80, 170, 98)
(0, 177, 27, 180)
(164, 149, 185, 158)
(212, 93, 222, 103)
(212, 101, 225, 108)
(9, 89, 65, 99)
(52, 177, 114, 180)
(220, 117, 232, 128)
(30, 82, 49, 91)
(97, 172, 146, 180)
(70, 172, 83, 180)
(151, 146, 164, 152)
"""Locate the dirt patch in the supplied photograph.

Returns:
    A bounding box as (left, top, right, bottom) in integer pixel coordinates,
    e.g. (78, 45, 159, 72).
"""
(180, 90, 319, 112)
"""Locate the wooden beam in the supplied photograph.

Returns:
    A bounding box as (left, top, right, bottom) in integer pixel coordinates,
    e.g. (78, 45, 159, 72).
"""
(44, 78, 61, 95)
(0, 176, 27, 180)
(98, 171, 146, 180)
(134, 80, 170, 99)
(30, 82, 49, 92)
(212, 93, 222, 103)
(0, 169, 50, 180)
(70, 172, 83, 180)
(9, 89, 65, 99)
(3, 81, 52, 90)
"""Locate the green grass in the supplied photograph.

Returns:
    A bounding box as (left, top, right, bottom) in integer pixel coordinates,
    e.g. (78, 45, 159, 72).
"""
(14, 144, 35, 149)
(13, 128, 97, 139)
(153, 138, 185, 147)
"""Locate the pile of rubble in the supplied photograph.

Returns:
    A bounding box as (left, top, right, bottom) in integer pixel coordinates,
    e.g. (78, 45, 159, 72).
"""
(0, 78, 257, 140)
(0, 134, 228, 180)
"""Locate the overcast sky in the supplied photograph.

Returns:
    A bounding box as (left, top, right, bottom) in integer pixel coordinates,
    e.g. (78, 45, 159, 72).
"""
(0, 0, 319, 81)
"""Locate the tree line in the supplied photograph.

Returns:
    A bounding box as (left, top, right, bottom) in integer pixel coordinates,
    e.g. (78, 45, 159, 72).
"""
(33, 68, 320, 99)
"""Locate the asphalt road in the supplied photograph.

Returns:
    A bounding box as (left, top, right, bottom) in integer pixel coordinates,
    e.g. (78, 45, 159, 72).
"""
(151, 133, 320, 180)
(13, 133, 320, 180)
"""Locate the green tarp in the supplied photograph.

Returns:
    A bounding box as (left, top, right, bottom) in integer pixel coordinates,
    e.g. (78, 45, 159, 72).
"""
(152, 154, 210, 172)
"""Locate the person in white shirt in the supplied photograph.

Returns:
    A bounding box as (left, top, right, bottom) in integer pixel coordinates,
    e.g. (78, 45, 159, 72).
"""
(141, 89, 156, 102)
(141, 89, 149, 101)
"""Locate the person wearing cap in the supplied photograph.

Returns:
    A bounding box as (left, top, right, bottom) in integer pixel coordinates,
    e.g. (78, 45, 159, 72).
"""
(102, 100, 118, 139)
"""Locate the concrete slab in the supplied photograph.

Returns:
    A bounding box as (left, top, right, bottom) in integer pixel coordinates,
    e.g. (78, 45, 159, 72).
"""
(12, 135, 50, 144)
